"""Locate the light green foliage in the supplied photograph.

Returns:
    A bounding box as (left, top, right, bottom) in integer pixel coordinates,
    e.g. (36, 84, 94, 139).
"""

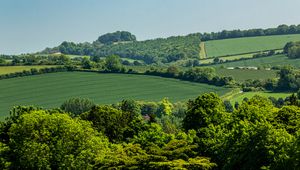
(0, 72, 230, 119)
(0, 65, 58, 75)
(0, 142, 10, 169)
(131, 123, 174, 147)
(205, 34, 300, 57)
(7, 110, 110, 169)
(157, 98, 173, 116)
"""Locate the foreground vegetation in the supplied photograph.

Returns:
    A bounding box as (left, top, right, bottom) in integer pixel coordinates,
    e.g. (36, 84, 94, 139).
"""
(1, 93, 300, 169)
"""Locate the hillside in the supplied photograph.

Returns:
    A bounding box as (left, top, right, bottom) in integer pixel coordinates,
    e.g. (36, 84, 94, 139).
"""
(204, 34, 300, 57)
(41, 24, 300, 65)
(212, 54, 300, 68)
(0, 72, 230, 119)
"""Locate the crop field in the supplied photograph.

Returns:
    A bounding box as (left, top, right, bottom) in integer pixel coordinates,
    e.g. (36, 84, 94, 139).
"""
(212, 54, 300, 68)
(216, 68, 277, 82)
(0, 72, 230, 119)
(205, 34, 300, 57)
(230, 91, 292, 104)
(0, 65, 58, 75)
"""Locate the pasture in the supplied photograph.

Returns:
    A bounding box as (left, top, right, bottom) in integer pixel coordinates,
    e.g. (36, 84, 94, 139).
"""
(216, 68, 277, 82)
(0, 65, 58, 75)
(0, 72, 230, 119)
(213, 54, 300, 68)
(205, 34, 300, 57)
(230, 91, 292, 104)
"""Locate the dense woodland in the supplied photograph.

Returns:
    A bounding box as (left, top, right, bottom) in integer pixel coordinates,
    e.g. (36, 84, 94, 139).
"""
(1, 93, 300, 169)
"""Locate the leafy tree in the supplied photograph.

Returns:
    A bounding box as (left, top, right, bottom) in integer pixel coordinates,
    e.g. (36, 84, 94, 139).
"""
(105, 55, 123, 72)
(81, 105, 145, 142)
(183, 93, 227, 131)
(157, 98, 173, 117)
(81, 57, 93, 69)
(6, 110, 110, 169)
(97, 31, 136, 44)
(60, 97, 95, 116)
(224, 100, 234, 112)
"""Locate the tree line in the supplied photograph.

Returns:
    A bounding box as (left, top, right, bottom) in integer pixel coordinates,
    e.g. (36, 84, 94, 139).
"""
(200, 24, 300, 41)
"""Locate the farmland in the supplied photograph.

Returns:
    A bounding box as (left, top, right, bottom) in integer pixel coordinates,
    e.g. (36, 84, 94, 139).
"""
(0, 72, 230, 119)
(205, 34, 300, 57)
(0, 65, 58, 75)
(216, 68, 277, 82)
(230, 91, 292, 104)
(212, 54, 300, 68)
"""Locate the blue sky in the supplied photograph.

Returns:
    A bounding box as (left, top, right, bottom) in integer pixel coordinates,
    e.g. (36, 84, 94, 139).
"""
(1, 0, 300, 54)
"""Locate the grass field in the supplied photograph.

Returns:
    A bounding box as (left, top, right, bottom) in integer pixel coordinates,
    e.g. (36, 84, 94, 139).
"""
(0, 72, 230, 119)
(0, 65, 58, 75)
(205, 34, 300, 57)
(230, 91, 292, 104)
(212, 54, 300, 68)
(200, 50, 283, 64)
(216, 68, 277, 82)
(199, 42, 207, 59)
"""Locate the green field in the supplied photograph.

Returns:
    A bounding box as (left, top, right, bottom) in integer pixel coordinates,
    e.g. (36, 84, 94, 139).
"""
(205, 34, 300, 57)
(216, 68, 277, 82)
(0, 65, 58, 75)
(0, 72, 230, 119)
(230, 91, 292, 104)
(212, 54, 300, 68)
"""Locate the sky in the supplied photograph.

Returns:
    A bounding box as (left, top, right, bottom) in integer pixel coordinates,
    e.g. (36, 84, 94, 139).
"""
(0, 0, 300, 54)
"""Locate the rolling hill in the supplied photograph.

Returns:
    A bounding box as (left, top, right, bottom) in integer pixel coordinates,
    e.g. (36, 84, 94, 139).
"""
(0, 72, 230, 119)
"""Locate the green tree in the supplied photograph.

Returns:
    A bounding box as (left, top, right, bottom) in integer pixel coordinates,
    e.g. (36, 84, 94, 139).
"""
(7, 110, 110, 169)
(105, 55, 123, 72)
(60, 97, 95, 116)
(81, 57, 92, 69)
(183, 93, 227, 131)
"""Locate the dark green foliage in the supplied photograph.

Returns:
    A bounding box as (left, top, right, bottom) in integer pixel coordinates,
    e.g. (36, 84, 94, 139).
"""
(97, 31, 136, 44)
(275, 106, 300, 134)
(43, 33, 201, 64)
(81, 105, 145, 142)
(60, 97, 95, 116)
(183, 93, 227, 131)
(284, 41, 300, 59)
(201, 24, 300, 41)
(276, 66, 300, 91)
(224, 100, 234, 112)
